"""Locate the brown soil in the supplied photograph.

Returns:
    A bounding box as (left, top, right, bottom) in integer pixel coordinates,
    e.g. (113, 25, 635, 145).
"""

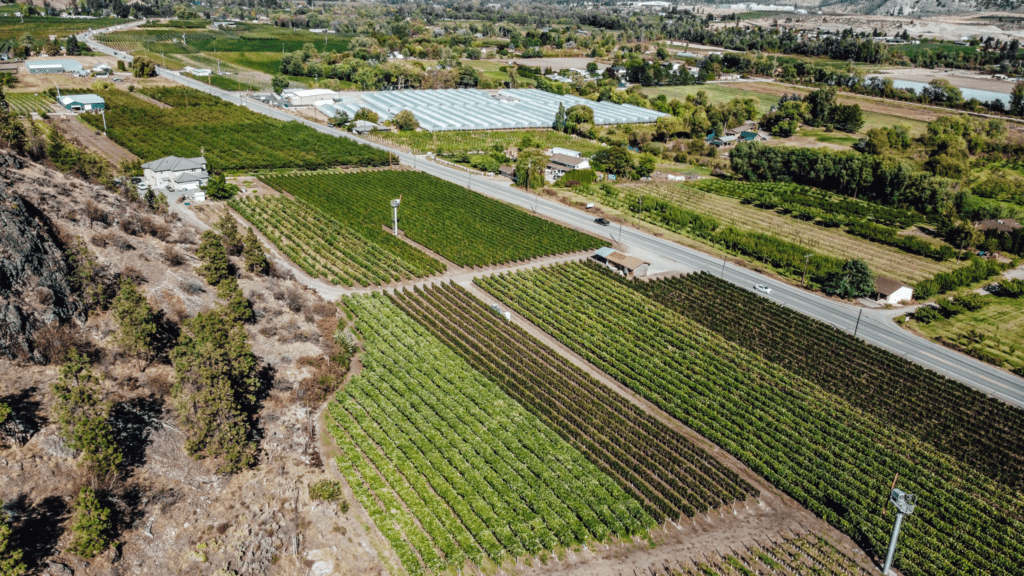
(48, 114, 139, 165)
(724, 81, 943, 124)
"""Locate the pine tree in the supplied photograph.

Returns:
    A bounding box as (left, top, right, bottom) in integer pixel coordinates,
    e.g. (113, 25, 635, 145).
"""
(68, 487, 113, 559)
(52, 351, 122, 478)
(196, 230, 231, 286)
(553, 102, 567, 133)
(242, 228, 268, 274)
(111, 277, 157, 371)
(170, 310, 261, 473)
(0, 499, 26, 576)
(216, 213, 242, 256)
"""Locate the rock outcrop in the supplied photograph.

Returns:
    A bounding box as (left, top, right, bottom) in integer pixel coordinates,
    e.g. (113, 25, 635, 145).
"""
(0, 156, 81, 362)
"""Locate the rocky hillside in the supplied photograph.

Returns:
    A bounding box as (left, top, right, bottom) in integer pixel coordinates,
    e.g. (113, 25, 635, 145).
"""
(0, 151, 393, 576)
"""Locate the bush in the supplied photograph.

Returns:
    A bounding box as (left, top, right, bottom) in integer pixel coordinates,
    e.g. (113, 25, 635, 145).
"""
(308, 479, 344, 501)
(914, 305, 942, 323)
(0, 498, 26, 576)
(68, 487, 114, 558)
(52, 350, 123, 477)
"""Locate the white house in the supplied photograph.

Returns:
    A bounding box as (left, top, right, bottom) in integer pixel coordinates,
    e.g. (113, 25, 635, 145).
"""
(546, 153, 590, 180)
(142, 156, 209, 193)
(286, 89, 338, 107)
(875, 277, 914, 305)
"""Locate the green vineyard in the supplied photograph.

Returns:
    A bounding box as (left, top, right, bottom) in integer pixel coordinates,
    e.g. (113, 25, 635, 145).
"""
(390, 282, 756, 522)
(326, 295, 652, 575)
(229, 195, 443, 286)
(78, 87, 389, 171)
(5, 93, 51, 116)
(375, 129, 607, 156)
(671, 533, 870, 576)
(477, 262, 1024, 576)
(261, 171, 607, 267)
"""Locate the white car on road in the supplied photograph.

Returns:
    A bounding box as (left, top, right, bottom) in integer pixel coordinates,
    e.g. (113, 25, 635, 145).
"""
(754, 284, 772, 295)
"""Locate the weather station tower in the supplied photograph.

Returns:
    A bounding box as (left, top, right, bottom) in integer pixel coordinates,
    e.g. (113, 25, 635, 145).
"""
(390, 197, 401, 236)
(882, 487, 917, 575)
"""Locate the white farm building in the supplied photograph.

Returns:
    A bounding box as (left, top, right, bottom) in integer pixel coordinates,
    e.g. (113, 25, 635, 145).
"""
(875, 277, 914, 305)
(142, 156, 209, 193)
(286, 89, 338, 107)
(58, 94, 105, 112)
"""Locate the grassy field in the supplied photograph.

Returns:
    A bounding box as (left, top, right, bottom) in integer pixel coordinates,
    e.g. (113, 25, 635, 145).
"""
(644, 84, 780, 115)
(911, 294, 1024, 372)
(0, 15, 129, 43)
(377, 128, 608, 156)
(620, 182, 956, 283)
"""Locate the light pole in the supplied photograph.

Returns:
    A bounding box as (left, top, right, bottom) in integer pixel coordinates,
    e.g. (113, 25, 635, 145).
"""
(802, 253, 812, 287)
(882, 488, 917, 575)
(100, 109, 107, 135)
(390, 197, 401, 236)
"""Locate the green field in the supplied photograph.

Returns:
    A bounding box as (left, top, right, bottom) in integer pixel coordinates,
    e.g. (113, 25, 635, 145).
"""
(229, 195, 444, 286)
(326, 294, 651, 574)
(78, 87, 389, 171)
(477, 262, 1024, 576)
(6, 92, 51, 115)
(643, 84, 780, 115)
(96, 25, 352, 56)
(911, 293, 1024, 373)
(0, 15, 129, 44)
(261, 171, 607, 267)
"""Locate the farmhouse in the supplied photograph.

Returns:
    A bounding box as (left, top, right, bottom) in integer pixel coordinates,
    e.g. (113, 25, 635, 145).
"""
(976, 218, 1021, 234)
(546, 153, 590, 179)
(58, 94, 105, 112)
(875, 276, 914, 305)
(287, 89, 338, 107)
(142, 156, 209, 192)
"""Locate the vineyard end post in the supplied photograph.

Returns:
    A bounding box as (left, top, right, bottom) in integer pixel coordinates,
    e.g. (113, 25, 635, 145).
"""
(882, 488, 916, 575)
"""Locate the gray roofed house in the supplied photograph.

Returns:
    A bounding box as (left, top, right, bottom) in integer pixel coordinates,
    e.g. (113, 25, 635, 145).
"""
(142, 156, 209, 192)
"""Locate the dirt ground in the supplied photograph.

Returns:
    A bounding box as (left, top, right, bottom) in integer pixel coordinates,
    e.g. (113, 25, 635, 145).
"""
(48, 114, 139, 165)
(10, 67, 180, 92)
(870, 67, 1017, 93)
(746, 13, 1024, 43)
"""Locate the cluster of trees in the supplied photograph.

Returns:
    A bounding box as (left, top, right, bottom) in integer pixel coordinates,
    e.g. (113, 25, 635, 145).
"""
(759, 88, 864, 136)
(552, 103, 594, 136)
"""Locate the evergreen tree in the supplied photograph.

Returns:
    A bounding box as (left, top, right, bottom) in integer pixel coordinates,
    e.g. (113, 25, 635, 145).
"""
(196, 230, 231, 286)
(216, 213, 243, 256)
(822, 259, 875, 299)
(52, 351, 123, 477)
(1011, 81, 1024, 116)
(242, 228, 268, 274)
(553, 102, 567, 132)
(218, 280, 254, 324)
(170, 310, 261, 473)
(65, 35, 81, 56)
(67, 487, 114, 559)
(111, 277, 157, 371)
(201, 174, 239, 201)
(0, 499, 26, 576)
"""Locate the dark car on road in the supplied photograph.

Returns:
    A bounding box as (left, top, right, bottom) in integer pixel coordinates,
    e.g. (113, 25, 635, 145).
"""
(595, 218, 610, 226)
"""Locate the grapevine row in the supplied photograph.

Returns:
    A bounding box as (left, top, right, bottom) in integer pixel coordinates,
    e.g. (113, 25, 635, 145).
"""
(326, 294, 652, 575)
(476, 262, 1024, 576)
(389, 282, 756, 524)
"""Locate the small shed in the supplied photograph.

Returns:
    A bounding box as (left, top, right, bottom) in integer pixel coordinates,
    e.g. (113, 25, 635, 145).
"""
(592, 246, 616, 264)
(605, 251, 650, 278)
(498, 165, 515, 179)
(875, 276, 914, 305)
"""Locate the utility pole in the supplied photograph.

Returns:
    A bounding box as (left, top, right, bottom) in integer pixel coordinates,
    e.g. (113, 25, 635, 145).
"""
(853, 309, 863, 338)
(100, 109, 107, 135)
(882, 487, 917, 575)
(802, 253, 812, 287)
(720, 255, 727, 278)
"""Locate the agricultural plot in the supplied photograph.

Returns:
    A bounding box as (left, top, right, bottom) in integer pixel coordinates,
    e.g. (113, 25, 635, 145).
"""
(326, 295, 652, 575)
(390, 283, 756, 522)
(911, 294, 1024, 374)
(618, 182, 955, 283)
(229, 195, 443, 286)
(261, 171, 606, 267)
(96, 26, 351, 56)
(477, 262, 1024, 576)
(376, 128, 607, 156)
(5, 92, 51, 115)
(78, 87, 389, 171)
(0, 16, 128, 44)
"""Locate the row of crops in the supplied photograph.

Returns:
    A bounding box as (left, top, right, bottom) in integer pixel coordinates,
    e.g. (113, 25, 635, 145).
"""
(78, 87, 389, 171)
(262, 171, 607, 268)
(389, 282, 756, 522)
(692, 179, 923, 229)
(375, 129, 607, 156)
(609, 268, 1024, 490)
(476, 262, 1024, 576)
(96, 27, 350, 56)
(229, 195, 443, 286)
(673, 533, 870, 576)
(326, 295, 652, 575)
(5, 92, 51, 116)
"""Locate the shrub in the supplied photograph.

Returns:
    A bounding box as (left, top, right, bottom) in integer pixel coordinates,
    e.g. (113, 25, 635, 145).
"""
(308, 479, 344, 501)
(914, 306, 942, 324)
(52, 350, 123, 477)
(68, 487, 114, 558)
(0, 498, 26, 576)
(196, 230, 231, 286)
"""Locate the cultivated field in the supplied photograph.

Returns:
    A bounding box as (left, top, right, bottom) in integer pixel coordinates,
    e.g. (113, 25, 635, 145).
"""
(327, 294, 652, 575)
(261, 171, 606, 267)
(376, 128, 607, 156)
(5, 92, 52, 116)
(912, 294, 1024, 373)
(229, 194, 444, 286)
(477, 262, 1024, 576)
(619, 181, 956, 283)
(78, 86, 389, 170)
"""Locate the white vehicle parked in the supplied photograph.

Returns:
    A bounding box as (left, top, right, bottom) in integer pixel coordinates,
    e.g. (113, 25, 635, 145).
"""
(754, 284, 772, 295)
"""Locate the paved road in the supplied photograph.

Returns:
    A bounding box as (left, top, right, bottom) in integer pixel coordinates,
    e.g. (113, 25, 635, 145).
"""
(82, 32, 1024, 408)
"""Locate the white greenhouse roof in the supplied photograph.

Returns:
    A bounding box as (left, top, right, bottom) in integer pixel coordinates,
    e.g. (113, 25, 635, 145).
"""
(355, 88, 668, 132)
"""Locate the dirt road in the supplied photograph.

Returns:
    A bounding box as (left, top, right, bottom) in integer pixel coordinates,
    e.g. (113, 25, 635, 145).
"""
(47, 114, 139, 165)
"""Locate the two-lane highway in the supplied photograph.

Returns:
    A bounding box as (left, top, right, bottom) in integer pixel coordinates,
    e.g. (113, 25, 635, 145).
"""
(81, 30, 1024, 407)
